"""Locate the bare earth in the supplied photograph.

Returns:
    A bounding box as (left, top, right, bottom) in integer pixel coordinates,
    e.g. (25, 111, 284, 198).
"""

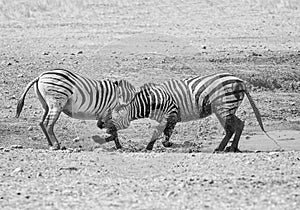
(0, 0, 300, 209)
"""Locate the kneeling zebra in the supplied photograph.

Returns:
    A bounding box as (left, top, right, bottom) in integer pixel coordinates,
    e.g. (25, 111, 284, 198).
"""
(102, 73, 276, 152)
(16, 69, 136, 150)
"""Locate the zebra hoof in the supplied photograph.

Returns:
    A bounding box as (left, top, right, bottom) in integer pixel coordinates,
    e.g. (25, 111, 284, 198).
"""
(115, 144, 122, 150)
(229, 147, 242, 153)
(49, 145, 60, 150)
(145, 145, 154, 151)
(162, 141, 173, 148)
(213, 148, 224, 153)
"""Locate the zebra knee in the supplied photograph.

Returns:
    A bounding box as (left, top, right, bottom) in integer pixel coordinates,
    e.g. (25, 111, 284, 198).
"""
(97, 119, 105, 129)
(162, 140, 173, 148)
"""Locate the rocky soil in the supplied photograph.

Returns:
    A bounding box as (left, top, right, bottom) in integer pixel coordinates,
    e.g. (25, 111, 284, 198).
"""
(0, 0, 300, 209)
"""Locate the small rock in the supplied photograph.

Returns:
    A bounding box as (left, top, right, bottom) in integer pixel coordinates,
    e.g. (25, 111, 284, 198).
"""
(13, 167, 24, 173)
(73, 148, 82, 153)
(42, 52, 49, 55)
(30, 136, 38, 141)
(202, 45, 207, 49)
(67, 148, 74, 153)
(245, 135, 250, 140)
(77, 50, 83, 54)
(9, 95, 16, 100)
(36, 172, 43, 177)
(7, 62, 12, 66)
(3, 148, 10, 152)
(73, 137, 80, 142)
(10, 145, 23, 149)
(27, 126, 33, 131)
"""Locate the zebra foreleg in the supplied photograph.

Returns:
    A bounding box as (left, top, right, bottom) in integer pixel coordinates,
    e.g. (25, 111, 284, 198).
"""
(105, 123, 122, 149)
(146, 120, 167, 150)
(162, 114, 178, 148)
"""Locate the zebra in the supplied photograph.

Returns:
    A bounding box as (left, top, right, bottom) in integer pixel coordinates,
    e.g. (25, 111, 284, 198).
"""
(101, 83, 180, 150)
(102, 72, 280, 152)
(15, 69, 136, 150)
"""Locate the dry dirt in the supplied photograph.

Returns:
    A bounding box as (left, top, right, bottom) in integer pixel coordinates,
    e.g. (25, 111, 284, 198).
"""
(0, 0, 300, 209)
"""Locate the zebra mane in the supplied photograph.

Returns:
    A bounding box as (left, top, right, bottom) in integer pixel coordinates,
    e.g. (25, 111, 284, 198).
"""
(139, 82, 159, 91)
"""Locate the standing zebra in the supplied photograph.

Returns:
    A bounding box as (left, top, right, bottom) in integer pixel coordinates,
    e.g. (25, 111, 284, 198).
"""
(103, 72, 278, 152)
(15, 69, 136, 150)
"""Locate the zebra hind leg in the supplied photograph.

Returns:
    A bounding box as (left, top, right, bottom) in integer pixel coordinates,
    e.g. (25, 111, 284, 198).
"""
(44, 107, 62, 150)
(214, 113, 235, 152)
(39, 106, 53, 147)
(228, 116, 244, 152)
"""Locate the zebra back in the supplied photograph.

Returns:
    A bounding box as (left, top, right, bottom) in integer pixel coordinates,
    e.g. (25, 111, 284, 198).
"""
(36, 69, 135, 120)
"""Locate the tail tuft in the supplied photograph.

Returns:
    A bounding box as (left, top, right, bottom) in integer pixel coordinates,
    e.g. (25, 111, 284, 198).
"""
(245, 89, 282, 150)
(15, 98, 25, 118)
(15, 76, 39, 118)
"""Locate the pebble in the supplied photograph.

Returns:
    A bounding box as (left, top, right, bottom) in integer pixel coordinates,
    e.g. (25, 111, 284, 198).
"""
(13, 167, 24, 173)
(27, 126, 33, 131)
(10, 145, 23, 149)
(73, 137, 81, 142)
(36, 172, 43, 177)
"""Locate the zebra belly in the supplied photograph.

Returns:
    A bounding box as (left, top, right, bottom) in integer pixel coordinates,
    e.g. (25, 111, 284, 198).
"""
(180, 113, 200, 122)
(62, 110, 97, 120)
(63, 98, 99, 120)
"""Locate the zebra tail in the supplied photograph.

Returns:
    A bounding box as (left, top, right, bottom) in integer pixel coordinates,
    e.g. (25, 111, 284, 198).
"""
(15, 77, 39, 118)
(245, 89, 282, 149)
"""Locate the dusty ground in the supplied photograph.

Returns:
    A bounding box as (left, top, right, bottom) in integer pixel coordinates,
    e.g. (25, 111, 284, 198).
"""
(0, 0, 300, 209)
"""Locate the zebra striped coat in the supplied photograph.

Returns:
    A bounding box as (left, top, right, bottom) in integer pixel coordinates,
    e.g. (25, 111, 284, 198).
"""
(105, 73, 276, 152)
(161, 73, 246, 121)
(16, 69, 136, 149)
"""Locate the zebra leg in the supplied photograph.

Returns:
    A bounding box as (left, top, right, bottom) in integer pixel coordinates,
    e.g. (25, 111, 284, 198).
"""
(39, 106, 53, 147)
(162, 114, 178, 148)
(104, 122, 122, 149)
(146, 120, 167, 150)
(214, 113, 235, 152)
(228, 116, 244, 152)
(44, 107, 62, 150)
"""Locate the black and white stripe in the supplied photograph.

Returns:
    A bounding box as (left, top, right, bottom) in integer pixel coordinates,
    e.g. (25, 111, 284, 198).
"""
(16, 69, 136, 149)
(106, 73, 275, 152)
(106, 83, 179, 150)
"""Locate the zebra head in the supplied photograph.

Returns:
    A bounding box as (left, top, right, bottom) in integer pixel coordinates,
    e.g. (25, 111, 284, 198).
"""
(116, 80, 136, 105)
(110, 104, 131, 130)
